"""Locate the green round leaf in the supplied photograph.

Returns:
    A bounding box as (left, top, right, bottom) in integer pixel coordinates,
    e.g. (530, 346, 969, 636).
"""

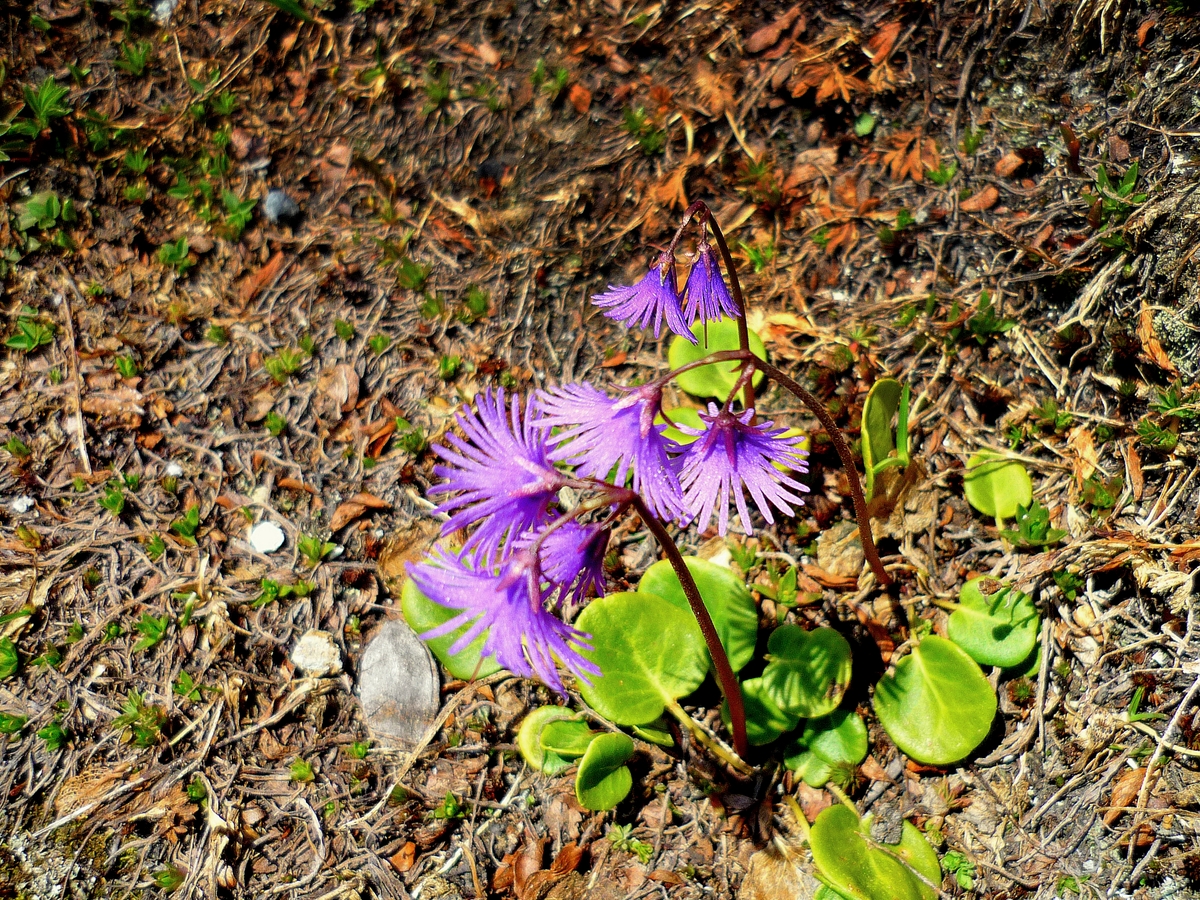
(667, 317, 766, 400)
(655, 406, 705, 445)
(784, 710, 868, 787)
(576, 591, 708, 725)
(762, 625, 853, 718)
(962, 451, 1032, 520)
(575, 732, 634, 811)
(540, 719, 599, 758)
(401, 579, 502, 681)
(947, 577, 1040, 668)
(809, 805, 939, 900)
(721, 677, 799, 746)
(517, 706, 580, 774)
(873, 636, 997, 766)
(638, 557, 758, 675)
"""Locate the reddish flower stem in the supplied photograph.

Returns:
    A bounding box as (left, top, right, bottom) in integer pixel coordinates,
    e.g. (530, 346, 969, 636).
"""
(627, 495, 750, 761)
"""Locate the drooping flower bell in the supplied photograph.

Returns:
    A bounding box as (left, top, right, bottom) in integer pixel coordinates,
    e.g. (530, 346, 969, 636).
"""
(409, 547, 599, 694)
(429, 388, 567, 561)
(678, 404, 809, 535)
(683, 233, 739, 325)
(591, 252, 694, 343)
(535, 381, 688, 522)
(531, 520, 610, 606)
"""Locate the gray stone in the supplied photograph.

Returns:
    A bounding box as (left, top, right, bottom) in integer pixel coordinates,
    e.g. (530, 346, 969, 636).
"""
(358, 618, 440, 748)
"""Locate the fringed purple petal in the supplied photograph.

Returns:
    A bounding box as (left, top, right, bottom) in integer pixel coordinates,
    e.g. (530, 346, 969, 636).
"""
(591, 253, 693, 342)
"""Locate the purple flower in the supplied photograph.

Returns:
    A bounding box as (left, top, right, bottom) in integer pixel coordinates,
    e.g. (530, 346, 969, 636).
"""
(591, 252, 694, 343)
(532, 521, 609, 606)
(535, 382, 688, 522)
(683, 237, 739, 325)
(678, 405, 809, 535)
(429, 389, 566, 561)
(410, 547, 599, 694)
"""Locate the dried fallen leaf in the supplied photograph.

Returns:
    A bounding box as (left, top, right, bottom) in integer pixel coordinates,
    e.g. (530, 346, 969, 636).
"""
(81, 388, 145, 417)
(746, 6, 801, 53)
(237, 251, 286, 307)
(330, 492, 390, 531)
(865, 21, 902, 63)
(567, 83, 591, 114)
(1138, 303, 1179, 375)
(390, 842, 416, 873)
(1105, 767, 1146, 825)
(694, 61, 735, 116)
(1067, 426, 1099, 487)
(959, 185, 1000, 212)
(994, 151, 1025, 178)
(314, 364, 360, 425)
(477, 40, 501, 66)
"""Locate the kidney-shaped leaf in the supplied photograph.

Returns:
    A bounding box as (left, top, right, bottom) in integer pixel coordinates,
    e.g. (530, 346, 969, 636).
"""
(639, 557, 758, 674)
(667, 316, 767, 400)
(721, 677, 800, 746)
(576, 591, 708, 725)
(575, 732, 634, 811)
(540, 719, 599, 758)
(809, 804, 940, 900)
(762, 625, 852, 718)
(948, 577, 1040, 668)
(963, 451, 1032, 520)
(401, 579, 502, 681)
(517, 706, 581, 775)
(784, 710, 868, 787)
(873, 636, 997, 766)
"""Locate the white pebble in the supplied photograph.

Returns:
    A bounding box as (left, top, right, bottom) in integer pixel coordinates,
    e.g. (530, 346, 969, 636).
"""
(11, 496, 35, 514)
(248, 520, 285, 553)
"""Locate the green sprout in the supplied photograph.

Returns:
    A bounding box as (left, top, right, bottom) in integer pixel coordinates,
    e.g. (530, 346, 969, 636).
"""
(298, 534, 336, 567)
(114, 41, 153, 77)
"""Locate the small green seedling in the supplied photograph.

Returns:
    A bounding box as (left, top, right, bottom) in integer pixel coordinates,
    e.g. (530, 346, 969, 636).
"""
(6, 311, 55, 352)
(368, 333, 391, 355)
(607, 824, 654, 863)
(264, 348, 305, 383)
(114, 41, 152, 76)
(999, 499, 1066, 547)
(4, 436, 32, 457)
(966, 290, 1015, 344)
(38, 717, 70, 751)
(158, 238, 194, 274)
(297, 534, 335, 567)
(0, 638, 18, 679)
(265, 411, 287, 436)
(132, 612, 170, 652)
(98, 483, 126, 517)
(113, 691, 165, 747)
(622, 106, 667, 155)
(289, 759, 315, 782)
(926, 160, 957, 186)
(0, 713, 28, 734)
(942, 851, 976, 890)
(170, 506, 201, 544)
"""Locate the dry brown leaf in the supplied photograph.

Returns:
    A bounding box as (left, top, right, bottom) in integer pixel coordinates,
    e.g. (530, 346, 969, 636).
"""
(277, 477, 316, 493)
(390, 842, 416, 873)
(882, 132, 938, 183)
(745, 6, 801, 53)
(237, 251, 286, 306)
(1105, 767, 1146, 825)
(81, 387, 145, 417)
(959, 185, 1000, 212)
(1139, 304, 1179, 374)
(430, 191, 483, 235)
(815, 68, 870, 104)
(567, 83, 592, 114)
(1067, 426, 1099, 487)
(865, 21, 902, 63)
(330, 492, 391, 531)
(477, 40, 501, 66)
(694, 61, 735, 116)
(314, 363, 360, 425)
(994, 151, 1025, 178)
(653, 156, 696, 210)
(1123, 438, 1145, 501)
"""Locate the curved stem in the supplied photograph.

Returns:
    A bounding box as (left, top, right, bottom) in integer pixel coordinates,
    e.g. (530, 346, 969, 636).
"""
(666, 700, 752, 776)
(700, 207, 756, 416)
(628, 495, 750, 760)
(754, 358, 893, 587)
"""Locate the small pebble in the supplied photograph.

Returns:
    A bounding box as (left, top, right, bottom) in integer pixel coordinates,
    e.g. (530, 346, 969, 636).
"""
(248, 520, 285, 553)
(165, 462, 183, 477)
(290, 630, 342, 678)
(263, 188, 300, 224)
(11, 496, 35, 514)
(151, 0, 179, 23)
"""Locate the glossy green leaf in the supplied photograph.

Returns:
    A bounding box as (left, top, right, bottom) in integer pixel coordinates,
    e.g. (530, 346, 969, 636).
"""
(0, 638, 17, 679)
(401, 579, 502, 681)
(948, 577, 1040, 668)
(631, 718, 675, 747)
(809, 804, 940, 900)
(638, 557, 758, 675)
(721, 677, 799, 746)
(575, 732, 634, 811)
(762, 625, 852, 718)
(784, 710, 869, 787)
(576, 591, 708, 725)
(962, 451, 1032, 520)
(874, 636, 996, 765)
(862, 378, 901, 500)
(667, 317, 766, 401)
(517, 706, 580, 774)
(540, 719, 599, 758)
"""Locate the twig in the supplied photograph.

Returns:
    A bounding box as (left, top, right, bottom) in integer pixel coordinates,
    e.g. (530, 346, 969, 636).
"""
(56, 268, 91, 475)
